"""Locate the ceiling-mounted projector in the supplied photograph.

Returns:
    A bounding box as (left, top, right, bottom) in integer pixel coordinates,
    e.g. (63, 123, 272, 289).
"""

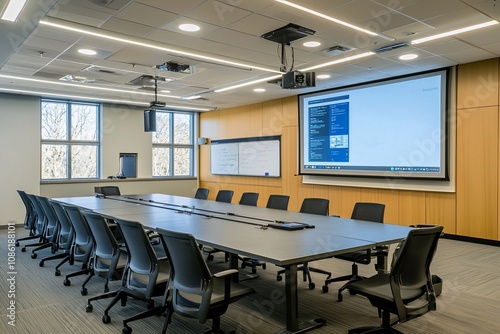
(281, 71, 316, 89)
(150, 100, 166, 107)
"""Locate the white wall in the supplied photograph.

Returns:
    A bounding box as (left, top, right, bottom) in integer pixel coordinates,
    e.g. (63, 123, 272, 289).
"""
(0, 94, 40, 226)
(101, 104, 153, 178)
(0, 95, 197, 226)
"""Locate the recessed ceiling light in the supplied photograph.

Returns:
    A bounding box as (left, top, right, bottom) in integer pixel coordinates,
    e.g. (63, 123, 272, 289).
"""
(179, 23, 200, 32)
(316, 74, 331, 79)
(78, 48, 97, 55)
(399, 54, 418, 60)
(303, 41, 321, 47)
(254, 88, 266, 92)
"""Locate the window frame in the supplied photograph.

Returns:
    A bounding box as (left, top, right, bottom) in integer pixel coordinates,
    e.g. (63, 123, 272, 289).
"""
(40, 99, 101, 180)
(152, 110, 194, 178)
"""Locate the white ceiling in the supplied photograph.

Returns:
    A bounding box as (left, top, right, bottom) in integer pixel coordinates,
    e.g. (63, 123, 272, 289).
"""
(1, 0, 500, 111)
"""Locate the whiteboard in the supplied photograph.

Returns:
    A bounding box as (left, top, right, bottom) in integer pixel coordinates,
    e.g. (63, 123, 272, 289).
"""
(210, 136, 281, 177)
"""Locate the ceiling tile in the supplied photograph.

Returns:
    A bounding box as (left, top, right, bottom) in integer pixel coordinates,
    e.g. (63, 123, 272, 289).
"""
(115, 2, 178, 27)
(99, 18, 157, 37)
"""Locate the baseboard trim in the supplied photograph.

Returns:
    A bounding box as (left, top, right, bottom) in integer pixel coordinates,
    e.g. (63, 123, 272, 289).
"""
(442, 234, 500, 247)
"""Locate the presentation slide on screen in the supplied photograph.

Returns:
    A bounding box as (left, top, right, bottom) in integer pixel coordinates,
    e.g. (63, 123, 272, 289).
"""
(302, 73, 444, 174)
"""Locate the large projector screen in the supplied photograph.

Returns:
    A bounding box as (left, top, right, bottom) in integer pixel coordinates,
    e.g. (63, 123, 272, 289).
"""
(299, 69, 449, 180)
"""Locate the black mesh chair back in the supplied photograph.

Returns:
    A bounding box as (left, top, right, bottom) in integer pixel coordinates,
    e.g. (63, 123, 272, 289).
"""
(27, 194, 47, 237)
(351, 202, 385, 223)
(300, 198, 330, 216)
(114, 218, 168, 298)
(15, 190, 39, 246)
(49, 200, 74, 252)
(157, 228, 255, 332)
(194, 187, 209, 200)
(37, 196, 60, 244)
(346, 225, 443, 332)
(17, 190, 36, 232)
(62, 204, 94, 266)
(239, 192, 259, 206)
(266, 194, 290, 210)
(47, 200, 75, 275)
(97, 186, 121, 196)
(215, 190, 234, 203)
(82, 211, 126, 280)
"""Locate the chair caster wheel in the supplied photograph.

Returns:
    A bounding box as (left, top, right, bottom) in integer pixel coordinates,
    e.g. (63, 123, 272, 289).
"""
(338, 293, 343, 302)
(322, 285, 329, 293)
(207, 255, 214, 261)
(104, 287, 109, 293)
(241, 263, 246, 269)
(15, 242, 19, 247)
(31, 253, 37, 259)
(122, 325, 132, 334)
(102, 314, 111, 324)
(63, 279, 71, 286)
(51, 247, 57, 254)
(251, 268, 257, 274)
(277, 275, 282, 282)
(262, 263, 266, 270)
(349, 289, 356, 295)
(86, 304, 93, 313)
(39, 260, 44, 267)
(21, 247, 26, 252)
(55, 270, 61, 276)
(81, 287, 88, 296)
(147, 300, 154, 310)
(309, 282, 315, 290)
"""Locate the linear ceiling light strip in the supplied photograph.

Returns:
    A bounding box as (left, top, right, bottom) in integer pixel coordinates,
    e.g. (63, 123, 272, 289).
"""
(275, 0, 394, 41)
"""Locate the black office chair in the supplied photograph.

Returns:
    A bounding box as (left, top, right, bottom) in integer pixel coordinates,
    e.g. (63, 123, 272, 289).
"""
(194, 187, 210, 200)
(49, 200, 75, 277)
(15, 190, 38, 247)
(31, 196, 61, 260)
(61, 204, 95, 296)
(239, 192, 259, 206)
(322, 202, 386, 301)
(20, 194, 50, 254)
(276, 198, 331, 289)
(37, 198, 73, 267)
(346, 225, 443, 334)
(96, 186, 121, 196)
(215, 189, 234, 203)
(83, 211, 127, 310)
(158, 228, 255, 334)
(266, 194, 290, 210)
(103, 218, 170, 334)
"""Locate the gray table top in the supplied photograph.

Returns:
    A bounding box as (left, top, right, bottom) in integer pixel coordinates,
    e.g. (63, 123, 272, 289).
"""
(54, 194, 411, 267)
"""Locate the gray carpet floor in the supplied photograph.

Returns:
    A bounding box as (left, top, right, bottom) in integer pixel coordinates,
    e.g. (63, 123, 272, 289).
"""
(1, 227, 499, 334)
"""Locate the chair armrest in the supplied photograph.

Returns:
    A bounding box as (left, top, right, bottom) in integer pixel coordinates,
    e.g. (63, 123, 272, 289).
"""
(213, 269, 239, 278)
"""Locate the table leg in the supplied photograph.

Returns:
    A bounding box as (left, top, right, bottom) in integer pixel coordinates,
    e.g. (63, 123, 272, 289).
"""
(276, 264, 326, 334)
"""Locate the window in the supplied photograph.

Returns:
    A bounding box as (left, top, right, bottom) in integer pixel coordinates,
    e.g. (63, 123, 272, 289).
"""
(152, 111, 194, 177)
(41, 100, 100, 180)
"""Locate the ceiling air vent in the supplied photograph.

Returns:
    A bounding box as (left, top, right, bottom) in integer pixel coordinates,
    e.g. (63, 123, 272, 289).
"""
(374, 42, 409, 53)
(322, 45, 352, 56)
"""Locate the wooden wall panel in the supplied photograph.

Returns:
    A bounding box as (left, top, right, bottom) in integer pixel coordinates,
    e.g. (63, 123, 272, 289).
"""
(425, 192, 456, 234)
(456, 106, 498, 239)
(340, 187, 361, 218)
(399, 191, 426, 226)
(457, 59, 499, 109)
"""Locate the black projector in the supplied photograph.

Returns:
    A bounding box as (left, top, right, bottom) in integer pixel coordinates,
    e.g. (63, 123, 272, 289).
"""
(281, 71, 316, 89)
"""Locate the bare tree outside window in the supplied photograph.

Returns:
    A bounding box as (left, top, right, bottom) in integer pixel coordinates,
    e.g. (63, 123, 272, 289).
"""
(41, 100, 100, 180)
(152, 111, 193, 177)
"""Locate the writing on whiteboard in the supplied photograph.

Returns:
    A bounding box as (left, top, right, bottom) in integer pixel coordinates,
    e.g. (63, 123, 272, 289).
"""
(210, 136, 281, 177)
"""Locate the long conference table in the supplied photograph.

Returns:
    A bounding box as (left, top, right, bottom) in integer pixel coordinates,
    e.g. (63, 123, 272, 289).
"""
(53, 194, 412, 334)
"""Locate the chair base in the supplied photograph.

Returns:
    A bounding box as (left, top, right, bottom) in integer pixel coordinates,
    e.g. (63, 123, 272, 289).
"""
(277, 263, 331, 290)
(348, 326, 403, 334)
